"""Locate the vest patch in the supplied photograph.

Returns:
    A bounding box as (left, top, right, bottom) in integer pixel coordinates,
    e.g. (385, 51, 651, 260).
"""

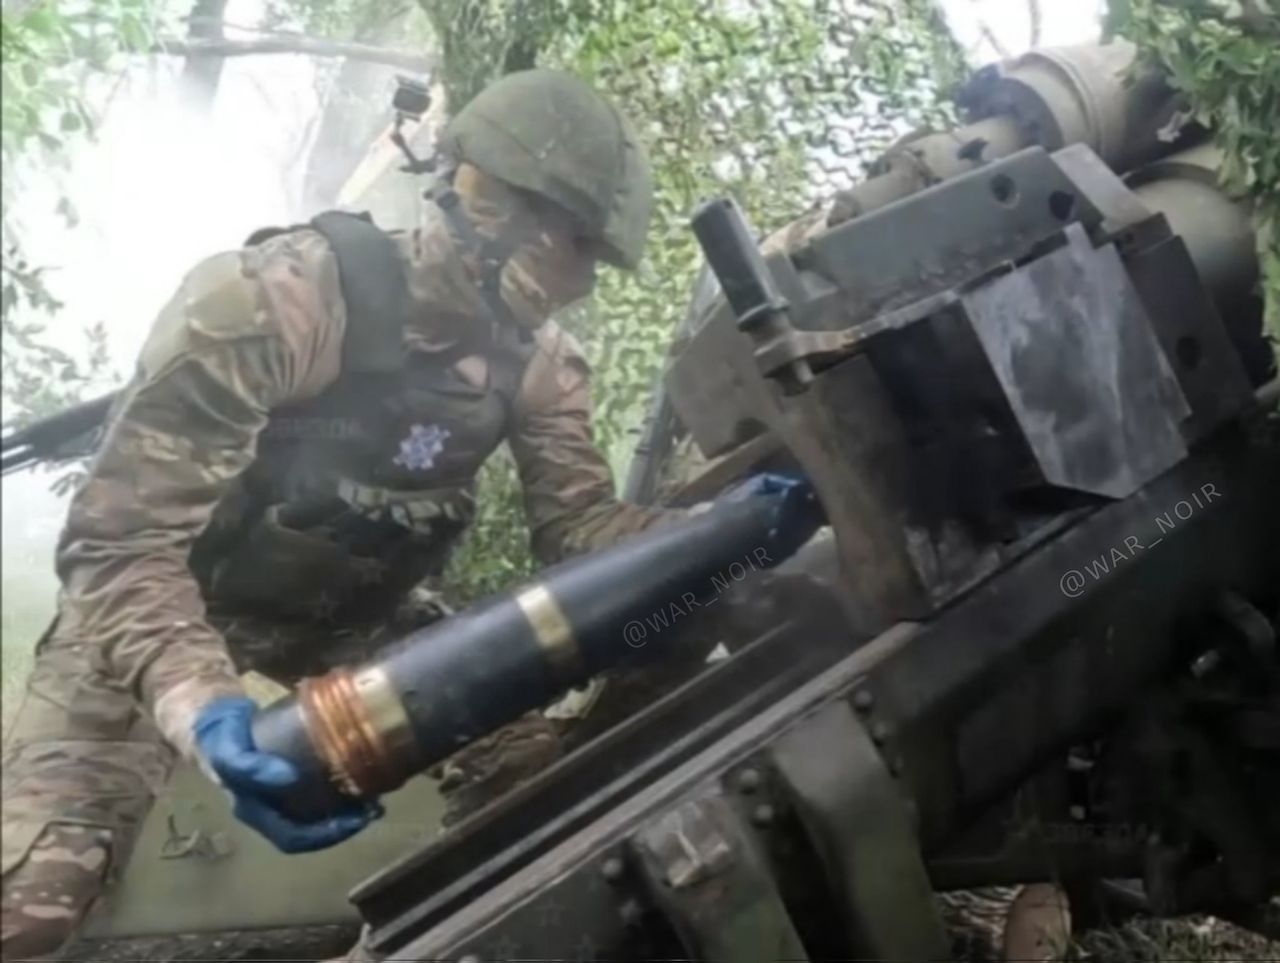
(393, 423, 452, 472)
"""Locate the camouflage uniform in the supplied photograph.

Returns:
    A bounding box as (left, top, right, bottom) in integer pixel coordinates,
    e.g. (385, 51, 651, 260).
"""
(0, 163, 676, 959)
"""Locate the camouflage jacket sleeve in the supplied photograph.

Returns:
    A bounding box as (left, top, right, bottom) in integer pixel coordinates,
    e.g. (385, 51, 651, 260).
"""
(53, 231, 346, 760)
(508, 323, 684, 565)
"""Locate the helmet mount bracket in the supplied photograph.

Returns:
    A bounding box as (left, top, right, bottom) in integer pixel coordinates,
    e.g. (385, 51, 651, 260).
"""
(390, 75, 436, 176)
(385, 76, 521, 335)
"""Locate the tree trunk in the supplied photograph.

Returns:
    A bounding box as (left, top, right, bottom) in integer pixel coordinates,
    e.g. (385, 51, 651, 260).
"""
(179, 0, 230, 111)
(298, 6, 418, 216)
(155, 34, 432, 72)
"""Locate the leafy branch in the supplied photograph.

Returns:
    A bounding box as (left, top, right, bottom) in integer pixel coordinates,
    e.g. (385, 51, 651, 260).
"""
(1, 0, 161, 159)
(153, 27, 433, 71)
(1111, 0, 1280, 371)
(1, 252, 113, 429)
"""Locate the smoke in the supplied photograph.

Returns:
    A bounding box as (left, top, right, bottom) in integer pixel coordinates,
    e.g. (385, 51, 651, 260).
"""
(0, 4, 351, 731)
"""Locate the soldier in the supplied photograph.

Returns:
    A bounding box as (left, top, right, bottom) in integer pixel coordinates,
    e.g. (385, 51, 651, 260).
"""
(0, 69, 814, 959)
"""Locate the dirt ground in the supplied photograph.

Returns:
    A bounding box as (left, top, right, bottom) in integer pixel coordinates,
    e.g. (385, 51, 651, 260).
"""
(1073, 916, 1280, 963)
(942, 887, 1280, 962)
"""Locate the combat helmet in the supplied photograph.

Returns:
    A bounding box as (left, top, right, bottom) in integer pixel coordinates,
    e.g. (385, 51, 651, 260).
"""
(436, 69, 653, 270)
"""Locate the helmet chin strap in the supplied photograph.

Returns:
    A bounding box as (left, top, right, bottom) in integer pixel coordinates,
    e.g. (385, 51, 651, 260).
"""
(386, 91, 535, 344)
(423, 166, 536, 345)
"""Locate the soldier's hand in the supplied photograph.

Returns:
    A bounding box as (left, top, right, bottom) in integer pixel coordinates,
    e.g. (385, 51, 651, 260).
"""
(193, 697, 382, 853)
(717, 472, 825, 564)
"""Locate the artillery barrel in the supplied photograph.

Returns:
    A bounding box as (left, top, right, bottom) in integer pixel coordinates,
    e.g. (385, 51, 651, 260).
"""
(831, 42, 1199, 224)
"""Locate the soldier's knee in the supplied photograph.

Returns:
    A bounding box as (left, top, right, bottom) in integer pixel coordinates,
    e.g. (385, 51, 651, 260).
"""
(1, 741, 163, 960)
(1, 822, 113, 960)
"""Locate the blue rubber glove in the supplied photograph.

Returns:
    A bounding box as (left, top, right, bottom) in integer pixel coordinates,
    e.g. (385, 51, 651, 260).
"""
(193, 697, 382, 854)
(718, 471, 825, 565)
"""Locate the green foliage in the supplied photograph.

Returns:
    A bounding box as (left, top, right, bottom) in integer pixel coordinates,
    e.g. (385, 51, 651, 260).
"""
(1, 249, 112, 428)
(2, 0, 163, 429)
(427, 0, 964, 601)
(1, 0, 161, 161)
(445, 452, 537, 600)
(263, 0, 433, 50)
(1109, 0, 1280, 367)
(416, 0, 573, 106)
(265, 0, 409, 39)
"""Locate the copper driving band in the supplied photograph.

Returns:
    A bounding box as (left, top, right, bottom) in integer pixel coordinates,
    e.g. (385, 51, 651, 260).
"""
(297, 666, 415, 797)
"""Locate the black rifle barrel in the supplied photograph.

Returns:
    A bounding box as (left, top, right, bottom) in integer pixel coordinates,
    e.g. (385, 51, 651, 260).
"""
(252, 496, 785, 820)
(1, 391, 117, 475)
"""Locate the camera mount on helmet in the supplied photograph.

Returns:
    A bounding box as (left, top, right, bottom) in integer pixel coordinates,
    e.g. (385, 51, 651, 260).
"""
(390, 75, 435, 176)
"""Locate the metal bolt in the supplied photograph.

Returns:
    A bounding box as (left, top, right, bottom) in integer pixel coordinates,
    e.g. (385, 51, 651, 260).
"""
(853, 690, 874, 713)
(751, 803, 775, 827)
(619, 899, 644, 926)
(601, 856, 625, 882)
(870, 721, 890, 745)
(1066, 749, 1095, 772)
(1190, 650, 1222, 679)
(736, 768, 761, 793)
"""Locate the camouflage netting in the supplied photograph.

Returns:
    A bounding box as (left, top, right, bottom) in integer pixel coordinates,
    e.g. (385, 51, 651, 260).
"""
(402, 0, 968, 599)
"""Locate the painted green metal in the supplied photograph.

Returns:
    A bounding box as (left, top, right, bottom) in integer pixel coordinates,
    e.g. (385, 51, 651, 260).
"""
(632, 792, 811, 963)
(771, 700, 951, 961)
(78, 765, 443, 938)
